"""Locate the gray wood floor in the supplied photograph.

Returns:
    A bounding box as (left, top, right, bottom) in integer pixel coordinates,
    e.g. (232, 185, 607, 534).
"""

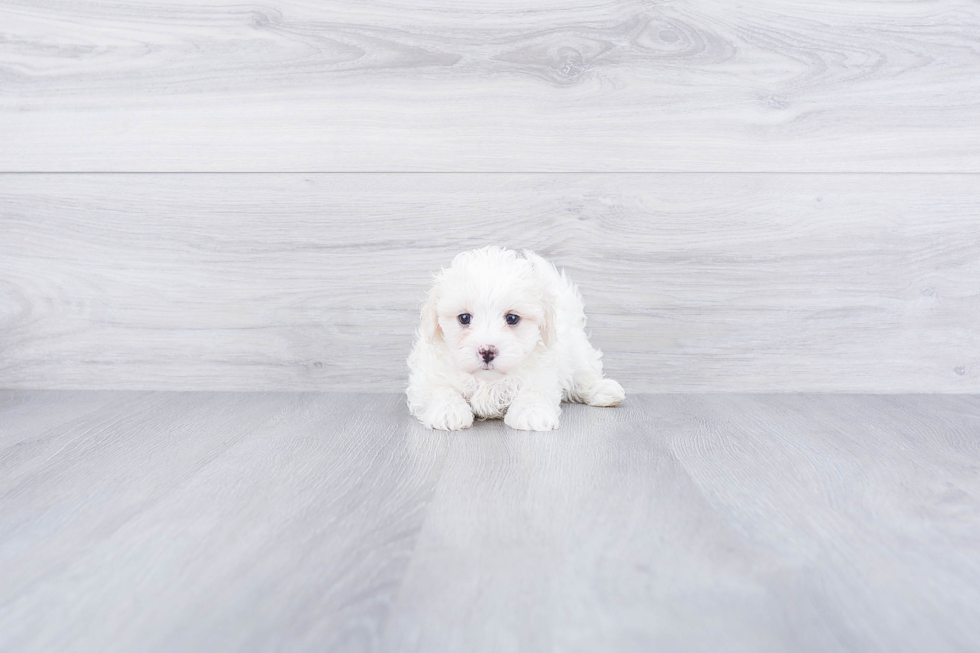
(2, 391, 979, 652)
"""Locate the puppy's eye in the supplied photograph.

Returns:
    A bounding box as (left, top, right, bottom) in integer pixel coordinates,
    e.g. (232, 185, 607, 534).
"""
(505, 313, 521, 326)
(458, 313, 472, 325)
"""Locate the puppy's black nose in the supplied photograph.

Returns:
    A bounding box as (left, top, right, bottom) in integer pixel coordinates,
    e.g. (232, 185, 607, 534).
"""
(479, 346, 497, 363)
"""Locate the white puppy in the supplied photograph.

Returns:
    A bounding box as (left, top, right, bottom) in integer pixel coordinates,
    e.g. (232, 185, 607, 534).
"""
(407, 246, 625, 431)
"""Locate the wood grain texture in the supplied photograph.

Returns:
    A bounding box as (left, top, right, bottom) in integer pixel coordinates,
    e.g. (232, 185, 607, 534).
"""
(0, 391, 448, 652)
(2, 0, 979, 171)
(1, 173, 978, 392)
(2, 391, 979, 651)
(385, 393, 980, 652)
(656, 394, 980, 652)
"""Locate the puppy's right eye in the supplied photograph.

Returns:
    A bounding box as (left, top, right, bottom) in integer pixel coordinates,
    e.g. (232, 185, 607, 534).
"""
(458, 313, 472, 325)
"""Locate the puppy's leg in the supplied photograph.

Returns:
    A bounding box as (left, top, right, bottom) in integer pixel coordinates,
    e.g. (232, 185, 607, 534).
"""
(422, 387, 474, 431)
(505, 390, 561, 430)
(583, 378, 625, 407)
(567, 335, 626, 407)
(504, 373, 562, 431)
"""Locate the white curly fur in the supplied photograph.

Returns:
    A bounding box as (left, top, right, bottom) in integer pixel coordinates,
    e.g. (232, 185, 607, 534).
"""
(407, 246, 625, 431)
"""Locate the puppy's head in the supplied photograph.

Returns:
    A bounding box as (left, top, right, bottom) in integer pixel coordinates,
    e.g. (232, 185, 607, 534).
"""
(420, 247, 555, 380)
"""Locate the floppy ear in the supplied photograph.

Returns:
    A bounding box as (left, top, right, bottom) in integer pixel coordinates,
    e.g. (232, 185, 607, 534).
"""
(522, 249, 558, 349)
(419, 288, 442, 343)
(538, 289, 557, 349)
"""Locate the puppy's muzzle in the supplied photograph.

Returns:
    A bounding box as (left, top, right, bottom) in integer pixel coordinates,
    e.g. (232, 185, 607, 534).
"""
(478, 346, 498, 364)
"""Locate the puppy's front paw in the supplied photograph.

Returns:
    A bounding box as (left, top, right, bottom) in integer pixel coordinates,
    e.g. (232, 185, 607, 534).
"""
(505, 401, 559, 431)
(587, 379, 625, 407)
(423, 400, 474, 431)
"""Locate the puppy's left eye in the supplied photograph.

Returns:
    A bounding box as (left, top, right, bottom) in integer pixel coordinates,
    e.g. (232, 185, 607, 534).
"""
(505, 313, 521, 326)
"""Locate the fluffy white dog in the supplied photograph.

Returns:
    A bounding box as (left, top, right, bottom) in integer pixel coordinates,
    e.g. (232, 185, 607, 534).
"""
(407, 246, 625, 431)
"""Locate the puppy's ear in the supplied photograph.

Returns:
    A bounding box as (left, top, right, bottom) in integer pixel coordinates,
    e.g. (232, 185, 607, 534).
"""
(538, 290, 557, 349)
(523, 250, 558, 349)
(419, 288, 442, 343)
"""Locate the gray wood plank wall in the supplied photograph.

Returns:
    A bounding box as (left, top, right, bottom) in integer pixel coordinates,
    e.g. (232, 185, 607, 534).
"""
(2, 0, 979, 171)
(1, 1, 978, 392)
(2, 174, 977, 392)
